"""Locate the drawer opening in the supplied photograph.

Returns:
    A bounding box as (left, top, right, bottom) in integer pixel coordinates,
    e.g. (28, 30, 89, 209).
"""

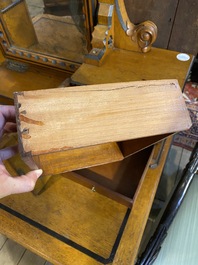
(72, 145, 154, 207)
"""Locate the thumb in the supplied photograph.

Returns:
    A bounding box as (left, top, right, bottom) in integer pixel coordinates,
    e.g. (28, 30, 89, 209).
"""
(9, 169, 43, 195)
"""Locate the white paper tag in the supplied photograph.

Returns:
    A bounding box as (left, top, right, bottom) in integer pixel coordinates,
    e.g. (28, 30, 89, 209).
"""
(176, 53, 190, 61)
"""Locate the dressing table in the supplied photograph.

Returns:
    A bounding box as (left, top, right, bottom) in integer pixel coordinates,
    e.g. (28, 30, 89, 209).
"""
(0, 1, 195, 264)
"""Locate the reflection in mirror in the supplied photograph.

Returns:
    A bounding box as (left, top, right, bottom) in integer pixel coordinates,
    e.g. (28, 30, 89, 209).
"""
(26, 0, 88, 63)
(1, 0, 91, 64)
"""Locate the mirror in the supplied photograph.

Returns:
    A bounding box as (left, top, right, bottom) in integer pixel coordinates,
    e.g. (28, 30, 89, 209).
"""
(25, 0, 87, 63)
(0, 0, 95, 70)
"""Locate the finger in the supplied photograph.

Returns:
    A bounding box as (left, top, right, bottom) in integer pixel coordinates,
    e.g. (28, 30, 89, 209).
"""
(4, 169, 43, 197)
(3, 122, 17, 134)
(0, 145, 18, 161)
(0, 105, 16, 123)
(0, 106, 16, 138)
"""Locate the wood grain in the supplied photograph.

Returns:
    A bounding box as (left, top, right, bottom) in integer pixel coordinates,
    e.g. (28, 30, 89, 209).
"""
(0, 209, 102, 265)
(0, 117, 173, 264)
(0, 58, 69, 100)
(15, 79, 191, 157)
(32, 142, 124, 175)
(113, 136, 172, 265)
(72, 48, 193, 88)
(0, 138, 171, 265)
(0, 173, 128, 260)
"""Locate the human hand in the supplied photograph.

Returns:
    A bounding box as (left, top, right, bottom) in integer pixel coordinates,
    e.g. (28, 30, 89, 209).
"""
(0, 105, 43, 199)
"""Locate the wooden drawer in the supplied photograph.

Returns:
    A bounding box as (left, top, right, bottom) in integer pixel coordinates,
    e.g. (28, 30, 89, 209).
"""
(12, 79, 190, 208)
(14, 79, 190, 175)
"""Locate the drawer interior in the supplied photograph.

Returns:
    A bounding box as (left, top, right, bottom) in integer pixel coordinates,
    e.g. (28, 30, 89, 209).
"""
(75, 145, 154, 205)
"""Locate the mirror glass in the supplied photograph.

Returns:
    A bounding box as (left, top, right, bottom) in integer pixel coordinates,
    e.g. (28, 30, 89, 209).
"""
(26, 0, 87, 63)
(1, 0, 92, 64)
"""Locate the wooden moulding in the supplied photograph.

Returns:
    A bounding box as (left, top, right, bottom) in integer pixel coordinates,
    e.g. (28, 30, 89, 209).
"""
(14, 79, 192, 176)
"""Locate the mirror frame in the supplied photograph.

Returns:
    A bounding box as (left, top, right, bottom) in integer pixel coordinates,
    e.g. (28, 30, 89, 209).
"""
(0, 0, 95, 72)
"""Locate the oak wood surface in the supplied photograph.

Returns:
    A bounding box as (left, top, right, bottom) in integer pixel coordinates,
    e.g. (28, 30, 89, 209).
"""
(112, 136, 172, 265)
(15, 79, 191, 157)
(0, 50, 5, 63)
(0, 134, 172, 265)
(0, 47, 72, 110)
(0, 127, 172, 264)
(72, 48, 193, 87)
(0, 133, 127, 261)
(0, 51, 69, 102)
(33, 142, 124, 175)
(0, 210, 104, 265)
(0, 171, 128, 261)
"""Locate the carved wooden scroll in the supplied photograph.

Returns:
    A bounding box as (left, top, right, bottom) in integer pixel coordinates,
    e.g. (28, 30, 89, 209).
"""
(86, 0, 158, 65)
(115, 0, 157, 53)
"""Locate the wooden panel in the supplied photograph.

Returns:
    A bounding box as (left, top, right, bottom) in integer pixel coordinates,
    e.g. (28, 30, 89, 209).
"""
(0, 210, 103, 265)
(0, 1, 12, 9)
(33, 142, 124, 175)
(0, 59, 69, 100)
(168, 0, 198, 55)
(124, 0, 179, 49)
(78, 146, 153, 198)
(0, 50, 5, 63)
(119, 134, 170, 157)
(113, 136, 172, 265)
(64, 171, 134, 207)
(15, 79, 191, 157)
(0, 95, 14, 105)
(71, 48, 193, 88)
(0, 173, 128, 260)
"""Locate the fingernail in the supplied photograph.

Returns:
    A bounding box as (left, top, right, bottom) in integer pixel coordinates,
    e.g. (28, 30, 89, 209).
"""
(35, 169, 43, 178)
